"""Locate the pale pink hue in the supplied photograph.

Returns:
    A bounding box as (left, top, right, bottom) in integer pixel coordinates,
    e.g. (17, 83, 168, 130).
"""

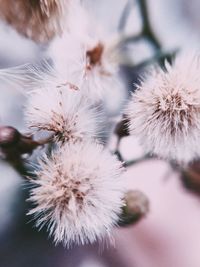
(28, 141, 125, 246)
(25, 80, 98, 143)
(127, 53, 200, 163)
(49, 23, 124, 102)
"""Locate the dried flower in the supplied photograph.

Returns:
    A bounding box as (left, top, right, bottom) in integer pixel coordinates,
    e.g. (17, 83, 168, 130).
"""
(28, 141, 125, 246)
(25, 83, 98, 143)
(0, 0, 68, 43)
(127, 53, 200, 163)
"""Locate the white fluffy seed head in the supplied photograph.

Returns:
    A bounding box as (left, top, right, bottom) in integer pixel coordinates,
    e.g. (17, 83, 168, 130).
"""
(49, 27, 123, 102)
(25, 75, 98, 143)
(28, 141, 125, 246)
(127, 53, 200, 163)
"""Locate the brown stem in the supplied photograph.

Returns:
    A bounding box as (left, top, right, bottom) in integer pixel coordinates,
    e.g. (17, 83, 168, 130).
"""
(137, 0, 161, 50)
(124, 154, 153, 167)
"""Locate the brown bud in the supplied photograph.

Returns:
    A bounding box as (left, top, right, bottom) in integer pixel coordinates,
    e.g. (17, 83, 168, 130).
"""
(0, 126, 41, 161)
(181, 160, 200, 196)
(114, 117, 129, 138)
(120, 190, 149, 226)
(0, 126, 21, 148)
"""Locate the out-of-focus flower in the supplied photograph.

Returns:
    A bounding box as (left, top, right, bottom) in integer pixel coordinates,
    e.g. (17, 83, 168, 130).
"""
(25, 81, 98, 143)
(28, 141, 125, 246)
(83, 37, 124, 102)
(0, 0, 68, 43)
(49, 26, 124, 102)
(126, 53, 200, 163)
(48, 33, 86, 89)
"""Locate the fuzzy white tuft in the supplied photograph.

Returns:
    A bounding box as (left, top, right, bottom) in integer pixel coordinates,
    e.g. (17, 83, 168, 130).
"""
(127, 53, 200, 163)
(49, 26, 124, 102)
(83, 38, 124, 102)
(25, 74, 98, 143)
(28, 141, 125, 246)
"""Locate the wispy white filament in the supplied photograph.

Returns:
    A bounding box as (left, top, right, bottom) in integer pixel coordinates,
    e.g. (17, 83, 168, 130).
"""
(28, 141, 125, 246)
(25, 75, 98, 143)
(127, 53, 200, 163)
(49, 24, 124, 102)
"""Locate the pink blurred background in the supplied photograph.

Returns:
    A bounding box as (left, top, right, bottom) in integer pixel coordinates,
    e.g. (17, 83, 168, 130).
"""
(1, 0, 200, 266)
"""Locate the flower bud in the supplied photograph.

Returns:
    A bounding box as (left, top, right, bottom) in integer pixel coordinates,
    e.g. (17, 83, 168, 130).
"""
(120, 190, 149, 226)
(0, 126, 21, 148)
(182, 161, 200, 196)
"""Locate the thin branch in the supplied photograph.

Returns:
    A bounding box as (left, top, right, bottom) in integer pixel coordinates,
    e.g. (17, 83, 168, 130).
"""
(137, 0, 161, 50)
(119, 32, 142, 47)
(0, 126, 54, 178)
(118, 0, 134, 32)
(124, 154, 153, 167)
(133, 49, 178, 69)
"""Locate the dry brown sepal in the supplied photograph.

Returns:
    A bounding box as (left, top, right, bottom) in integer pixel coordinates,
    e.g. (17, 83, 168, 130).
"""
(0, 0, 67, 43)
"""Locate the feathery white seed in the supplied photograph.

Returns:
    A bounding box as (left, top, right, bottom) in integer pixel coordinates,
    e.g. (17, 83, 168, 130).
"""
(28, 141, 125, 246)
(127, 53, 200, 163)
(25, 81, 98, 143)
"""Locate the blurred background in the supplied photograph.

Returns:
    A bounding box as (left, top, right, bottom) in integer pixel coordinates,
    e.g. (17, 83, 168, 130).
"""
(1, 0, 200, 266)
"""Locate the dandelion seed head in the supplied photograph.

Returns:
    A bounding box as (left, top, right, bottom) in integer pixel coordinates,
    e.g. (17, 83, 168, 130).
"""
(25, 82, 98, 143)
(127, 53, 200, 163)
(28, 142, 125, 246)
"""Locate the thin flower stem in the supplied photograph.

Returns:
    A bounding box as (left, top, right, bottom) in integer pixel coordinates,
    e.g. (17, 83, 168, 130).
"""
(118, 0, 135, 32)
(133, 49, 178, 69)
(37, 134, 54, 146)
(119, 32, 142, 46)
(113, 137, 124, 162)
(137, 0, 161, 50)
(114, 150, 124, 162)
(0, 131, 54, 178)
(124, 154, 153, 167)
(118, 0, 161, 50)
